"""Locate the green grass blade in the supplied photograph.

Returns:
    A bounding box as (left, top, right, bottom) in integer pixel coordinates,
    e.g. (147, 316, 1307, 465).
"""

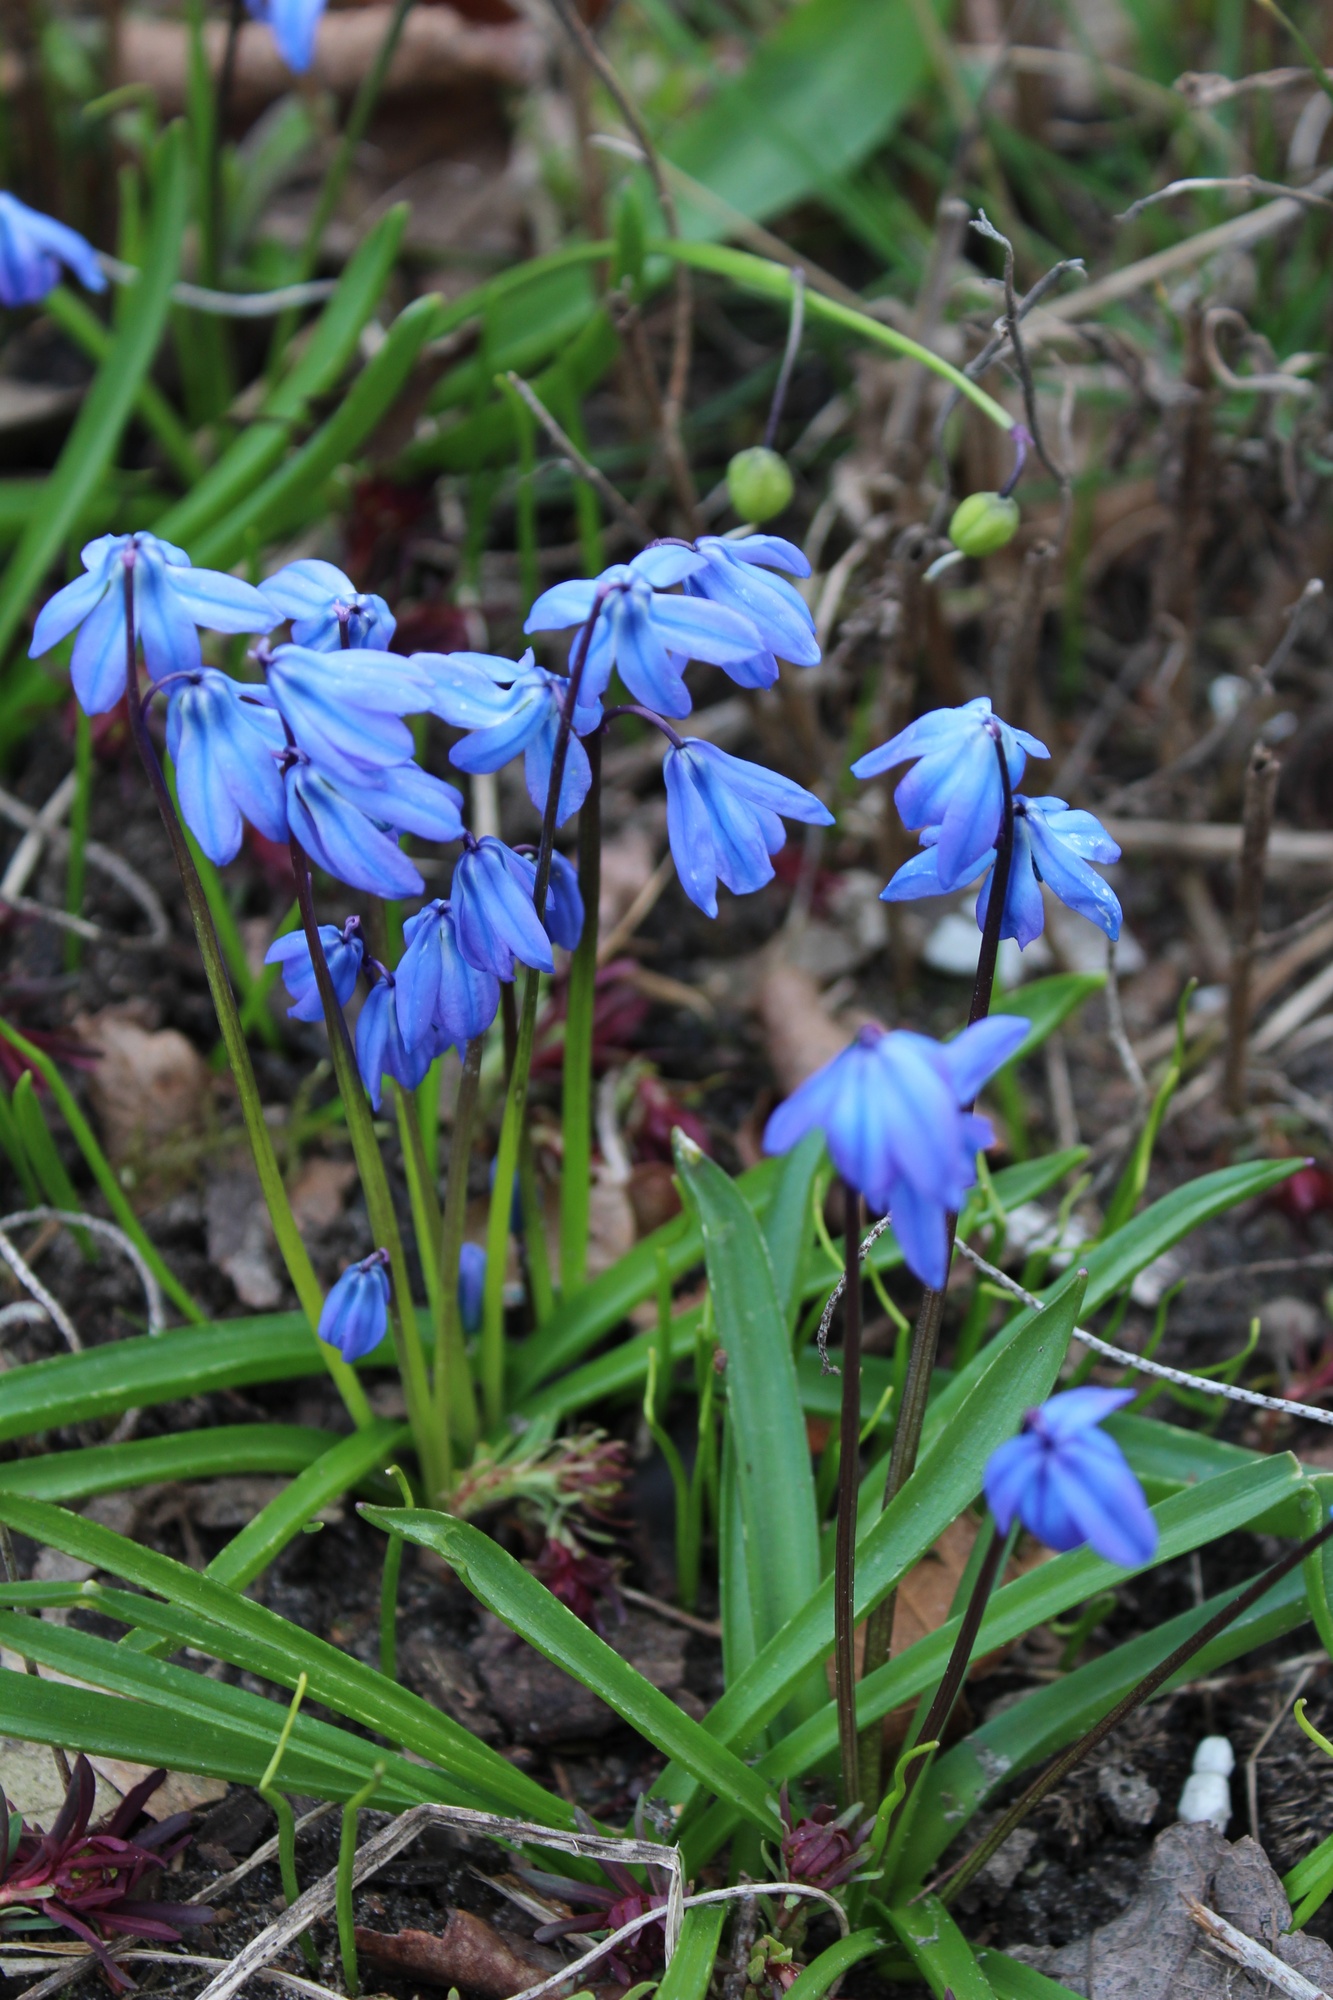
(361, 1507, 783, 1836)
(42, 285, 204, 486)
(990, 973, 1107, 1064)
(0, 1423, 338, 1500)
(885, 1894, 996, 1999)
(783, 1933, 882, 2000)
(977, 1950, 1089, 2000)
(656, 1906, 728, 2000)
(0, 123, 188, 664)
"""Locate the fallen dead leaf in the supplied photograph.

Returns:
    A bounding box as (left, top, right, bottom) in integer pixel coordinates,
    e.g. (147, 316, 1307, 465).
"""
(75, 1006, 210, 1166)
(355, 1911, 581, 1999)
(86, 1760, 227, 1821)
(754, 961, 854, 1096)
(205, 1167, 282, 1310)
(289, 1156, 358, 1233)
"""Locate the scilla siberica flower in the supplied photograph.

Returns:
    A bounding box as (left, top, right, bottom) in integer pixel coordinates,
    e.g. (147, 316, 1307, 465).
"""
(284, 756, 435, 899)
(395, 900, 500, 1051)
(513, 849, 584, 951)
(319, 1250, 389, 1361)
(458, 1242, 486, 1336)
(165, 669, 288, 866)
(30, 533, 277, 716)
(451, 835, 556, 980)
(984, 1387, 1157, 1568)
(763, 1016, 1029, 1288)
(0, 191, 107, 306)
(884, 796, 1123, 948)
(356, 972, 437, 1109)
(418, 648, 596, 826)
(662, 736, 833, 919)
(852, 698, 1049, 894)
(245, 0, 325, 72)
(525, 547, 765, 722)
(262, 644, 434, 788)
(265, 916, 363, 1023)
(682, 535, 820, 686)
(260, 559, 395, 652)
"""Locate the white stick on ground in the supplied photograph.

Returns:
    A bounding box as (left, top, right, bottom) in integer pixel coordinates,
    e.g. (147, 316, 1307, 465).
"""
(1182, 1896, 1331, 1999)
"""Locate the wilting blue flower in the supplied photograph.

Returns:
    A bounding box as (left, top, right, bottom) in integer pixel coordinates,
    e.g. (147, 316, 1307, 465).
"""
(395, 900, 500, 1050)
(458, 1242, 486, 1336)
(418, 648, 595, 826)
(285, 756, 428, 898)
(165, 668, 288, 865)
(683, 534, 820, 686)
(245, 0, 325, 71)
(260, 559, 395, 652)
(0, 191, 106, 306)
(984, 1387, 1157, 1568)
(763, 1016, 1029, 1287)
(525, 547, 763, 721)
(355, 974, 436, 1110)
(264, 916, 364, 1023)
(662, 737, 833, 919)
(30, 533, 277, 716)
(513, 849, 584, 951)
(852, 698, 1049, 895)
(319, 1250, 389, 1362)
(263, 644, 433, 787)
(883, 796, 1123, 950)
(452, 835, 556, 980)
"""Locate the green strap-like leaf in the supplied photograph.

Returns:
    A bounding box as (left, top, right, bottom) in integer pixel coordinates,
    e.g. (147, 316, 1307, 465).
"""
(361, 1506, 783, 1836)
(783, 1932, 882, 2000)
(884, 1894, 996, 1999)
(977, 1950, 1090, 2000)
(656, 1906, 728, 2000)
(0, 1424, 337, 1500)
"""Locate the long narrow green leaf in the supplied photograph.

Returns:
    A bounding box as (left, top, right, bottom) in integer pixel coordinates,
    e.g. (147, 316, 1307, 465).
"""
(362, 1507, 783, 1837)
(0, 124, 188, 663)
(656, 1906, 727, 2000)
(0, 1493, 569, 1827)
(884, 1894, 996, 1999)
(783, 1932, 882, 2000)
(0, 1424, 336, 1500)
(978, 1952, 1089, 2000)
(43, 285, 203, 485)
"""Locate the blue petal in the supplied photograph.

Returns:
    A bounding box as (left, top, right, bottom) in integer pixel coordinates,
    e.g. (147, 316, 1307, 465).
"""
(287, 767, 424, 897)
(333, 762, 465, 842)
(614, 597, 693, 716)
(880, 845, 949, 903)
(318, 1261, 388, 1361)
(30, 566, 109, 658)
(686, 740, 833, 825)
(435, 905, 501, 1043)
(68, 585, 128, 713)
(1033, 1387, 1137, 1442)
(394, 903, 447, 1048)
(709, 533, 810, 578)
(355, 981, 393, 1109)
(885, 1175, 951, 1289)
(983, 1432, 1043, 1533)
(937, 1015, 1030, 1104)
(524, 706, 591, 825)
(173, 698, 244, 865)
(663, 749, 719, 918)
(136, 556, 203, 681)
(525, 578, 598, 632)
(648, 592, 764, 668)
(166, 566, 277, 636)
(629, 547, 706, 588)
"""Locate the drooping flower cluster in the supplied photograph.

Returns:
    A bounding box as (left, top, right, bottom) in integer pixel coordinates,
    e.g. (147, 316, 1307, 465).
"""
(985, 1387, 1157, 1568)
(854, 697, 1123, 947)
(762, 1016, 1028, 1287)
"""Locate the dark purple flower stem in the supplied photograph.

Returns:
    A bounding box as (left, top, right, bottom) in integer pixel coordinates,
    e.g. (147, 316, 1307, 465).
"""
(529, 588, 609, 920)
(834, 1177, 864, 1809)
(117, 561, 373, 1428)
(602, 702, 684, 748)
(857, 731, 1017, 1804)
(936, 1508, 1333, 1905)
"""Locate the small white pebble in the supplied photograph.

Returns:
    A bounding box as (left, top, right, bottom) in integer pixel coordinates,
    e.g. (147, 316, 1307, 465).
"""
(1177, 1735, 1234, 1830)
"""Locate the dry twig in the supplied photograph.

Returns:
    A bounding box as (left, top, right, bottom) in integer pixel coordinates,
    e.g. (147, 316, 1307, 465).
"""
(1225, 744, 1282, 1112)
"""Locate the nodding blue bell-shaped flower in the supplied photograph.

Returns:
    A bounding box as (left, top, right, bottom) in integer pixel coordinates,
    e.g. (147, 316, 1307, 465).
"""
(985, 1387, 1157, 1568)
(416, 647, 597, 827)
(318, 1249, 390, 1362)
(662, 735, 833, 919)
(264, 916, 364, 1023)
(394, 899, 500, 1051)
(166, 668, 288, 866)
(355, 972, 436, 1110)
(762, 1016, 1029, 1288)
(852, 697, 1049, 896)
(260, 559, 396, 652)
(451, 834, 557, 980)
(283, 756, 428, 899)
(457, 1241, 486, 1336)
(30, 532, 278, 716)
(244, 0, 326, 72)
(262, 643, 434, 788)
(511, 848, 584, 952)
(0, 190, 106, 306)
(683, 534, 820, 687)
(525, 547, 764, 722)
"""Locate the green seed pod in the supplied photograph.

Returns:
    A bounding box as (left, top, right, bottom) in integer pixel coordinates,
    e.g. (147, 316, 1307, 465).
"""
(948, 490, 1020, 556)
(727, 446, 794, 523)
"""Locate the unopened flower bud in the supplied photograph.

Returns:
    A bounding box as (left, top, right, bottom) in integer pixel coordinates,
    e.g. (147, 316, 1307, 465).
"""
(727, 446, 794, 523)
(948, 490, 1020, 557)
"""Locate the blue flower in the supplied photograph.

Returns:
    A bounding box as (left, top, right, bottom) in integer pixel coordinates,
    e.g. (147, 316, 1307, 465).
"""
(318, 1250, 389, 1362)
(417, 648, 595, 827)
(0, 191, 106, 306)
(326, 759, 465, 845)
(395, 900, 500, 1051)
(284, 756, 429, 898)
(355, 974, 436, 1110)
(514, 849, 584, 951)
(264, 916, 364, 1023)
(244, 0, 325, 71)
(30, 532, 278, 716)
(762, 1016, 1029, 1287)
(458, 1242, 486, 1336)
(263, 644, 434, 786)
(260, 559, 395, 652)
(683, 534, 820, 687)
(984, 1387, 1157, 1568)
(451, 835, 557, 980)
(662, 737, 833, 919)
(851, 698, 1049, 894)
(165, 668, 288, 866)
(882, 796, 1122, 950)
(525, 547, 764, 721)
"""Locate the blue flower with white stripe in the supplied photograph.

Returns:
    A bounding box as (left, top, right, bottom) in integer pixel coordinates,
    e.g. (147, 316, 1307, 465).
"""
(882, 795, 1122, 948)
(417, 647, 595, 826)
(662, 736, 833, 919)
(395, 899, 500, 1051)
(0, 191, 106, 306)
(264, 916, 364, 1023)
(985, 1388, 1157, 1568)
(683, 534, 820, 687)
(260, 559, 395, 652)
(165, 668, 288, 866)
(319, 1250, 389, 1361)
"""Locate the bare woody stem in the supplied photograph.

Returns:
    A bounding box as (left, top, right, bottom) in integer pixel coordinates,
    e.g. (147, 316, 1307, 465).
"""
(288, 832, 447, 1497)
(937, 1509, 1333, 1906)
(117, 561, 372, 1432)
(834, 1178, 864, 1810)
(858, 731, 1017, 1803)
(1224, 742, 1280, 1114)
